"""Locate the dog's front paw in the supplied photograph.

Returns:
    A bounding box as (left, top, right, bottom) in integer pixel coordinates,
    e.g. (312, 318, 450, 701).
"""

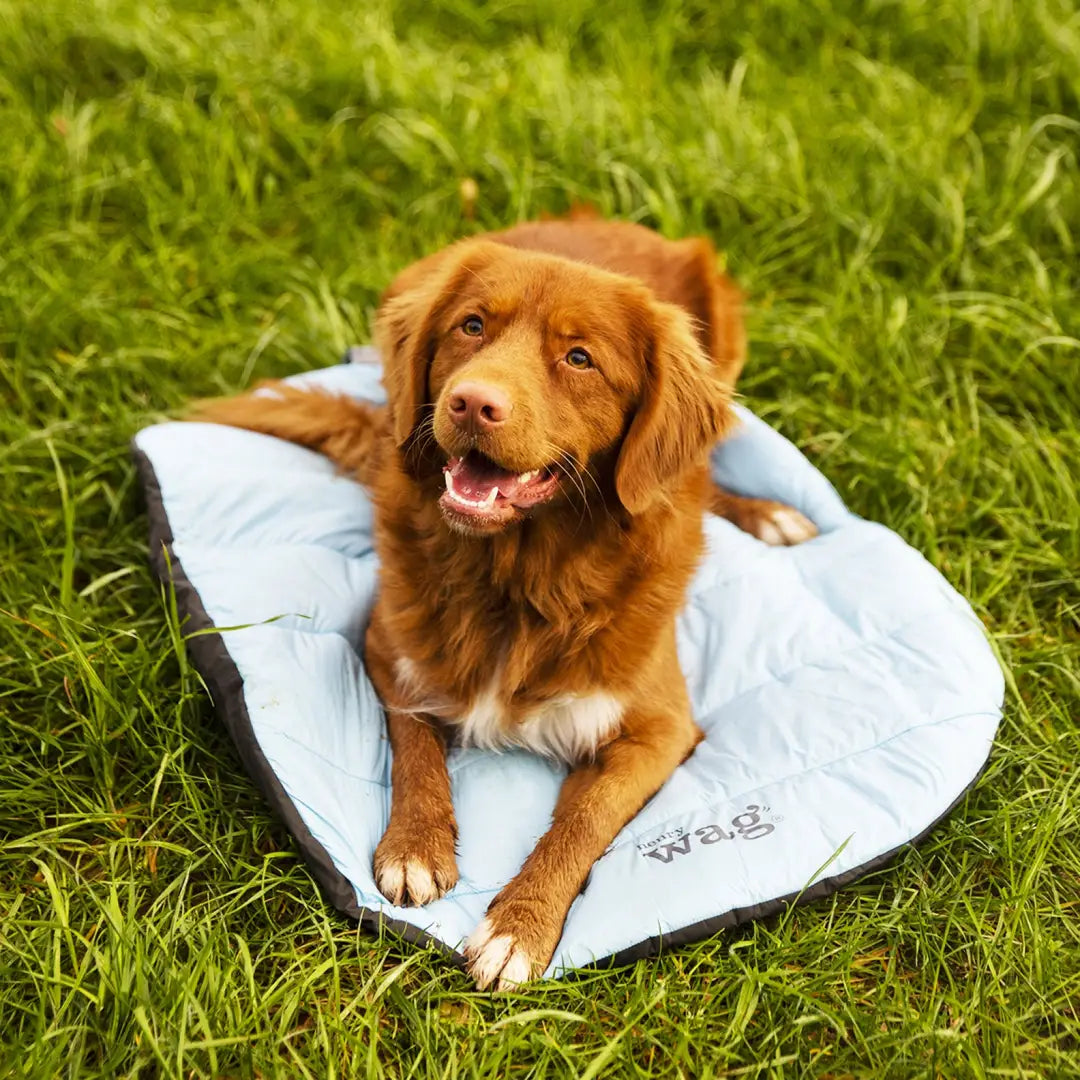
(374, 821, 458, 907)
(742, 500, 818, 546)
(463, 898, 562, 991)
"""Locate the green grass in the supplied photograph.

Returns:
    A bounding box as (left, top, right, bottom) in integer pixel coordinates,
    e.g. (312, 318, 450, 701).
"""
(2, 0, 1078, 1075)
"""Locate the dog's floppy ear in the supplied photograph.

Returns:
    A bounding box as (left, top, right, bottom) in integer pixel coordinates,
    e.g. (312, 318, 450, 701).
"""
(374, 240, 494, 450)
(615, 302, 734, 515)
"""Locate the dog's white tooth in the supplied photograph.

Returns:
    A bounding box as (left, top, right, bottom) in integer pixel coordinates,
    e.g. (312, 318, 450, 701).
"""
(444, 472, 453, 493)
(481, 487, 498, 508)
(518, 470, 537, 483)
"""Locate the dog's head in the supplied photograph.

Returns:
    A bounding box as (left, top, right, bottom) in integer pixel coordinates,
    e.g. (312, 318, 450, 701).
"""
(375, 240, 733, 535)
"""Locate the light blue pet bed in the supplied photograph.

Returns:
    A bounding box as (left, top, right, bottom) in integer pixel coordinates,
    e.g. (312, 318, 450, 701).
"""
(133, 348, 1003, 976)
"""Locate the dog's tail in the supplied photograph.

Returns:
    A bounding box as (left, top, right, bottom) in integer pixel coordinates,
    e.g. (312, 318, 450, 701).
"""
(190, 381, 387, 486)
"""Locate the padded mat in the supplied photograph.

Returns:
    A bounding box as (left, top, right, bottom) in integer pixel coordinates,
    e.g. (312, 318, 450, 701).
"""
(133, 349, 1003, 975)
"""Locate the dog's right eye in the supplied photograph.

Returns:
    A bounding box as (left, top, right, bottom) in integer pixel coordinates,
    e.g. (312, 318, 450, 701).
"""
(462, 315, 484, 337)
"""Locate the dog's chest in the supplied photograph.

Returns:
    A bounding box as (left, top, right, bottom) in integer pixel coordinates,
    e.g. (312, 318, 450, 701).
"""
(459, 682, 623, 762)
(395, 659, 622, 763)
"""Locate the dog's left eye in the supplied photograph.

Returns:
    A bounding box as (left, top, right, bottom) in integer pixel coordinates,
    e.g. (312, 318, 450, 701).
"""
(462, 315, 484, 336)
(565, 348, 592, 369)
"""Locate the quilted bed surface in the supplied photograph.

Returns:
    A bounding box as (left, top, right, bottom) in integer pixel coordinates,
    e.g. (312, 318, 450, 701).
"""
(134, 350, 1003, 975)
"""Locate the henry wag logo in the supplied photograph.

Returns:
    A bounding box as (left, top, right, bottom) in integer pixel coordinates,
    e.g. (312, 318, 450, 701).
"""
(637, 805, 781, 864)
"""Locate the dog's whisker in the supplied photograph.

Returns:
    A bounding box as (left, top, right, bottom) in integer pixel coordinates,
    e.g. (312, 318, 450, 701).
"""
(548, 453, 593, 533)
(410, 415, 439, 460)
(547, 446, 603, 529)
(557, 446, 628, 534)
(553, 460, 589, 516)
(543, 443, 588, 508)
(562, 452, 602, 503)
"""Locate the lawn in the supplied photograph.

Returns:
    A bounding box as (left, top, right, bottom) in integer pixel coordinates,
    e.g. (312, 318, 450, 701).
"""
(2, 0, 1078, 1076)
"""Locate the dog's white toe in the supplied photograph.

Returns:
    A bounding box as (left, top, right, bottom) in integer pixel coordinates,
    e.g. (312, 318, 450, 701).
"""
(754, 505, 818, 546)
(375, 858, 441, 906)
(463, 916, 536, 991)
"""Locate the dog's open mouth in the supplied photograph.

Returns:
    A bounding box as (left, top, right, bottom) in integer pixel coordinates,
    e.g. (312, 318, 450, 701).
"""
(440, 450, 559, 529)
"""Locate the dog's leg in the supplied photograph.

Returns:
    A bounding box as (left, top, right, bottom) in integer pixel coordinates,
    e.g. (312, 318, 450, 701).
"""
(191, 381, 387, 484)
(463, 708, 700, 990)
(710, 485, 818, 545)
(372, 708, 459, 906)
(365, 616, 459, 907)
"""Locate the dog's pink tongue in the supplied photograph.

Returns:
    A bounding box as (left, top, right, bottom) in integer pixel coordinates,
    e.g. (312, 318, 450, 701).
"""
(447, 454, 519, 499)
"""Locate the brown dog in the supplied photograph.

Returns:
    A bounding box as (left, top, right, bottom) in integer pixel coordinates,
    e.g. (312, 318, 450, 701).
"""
(194, 219, 816, 988)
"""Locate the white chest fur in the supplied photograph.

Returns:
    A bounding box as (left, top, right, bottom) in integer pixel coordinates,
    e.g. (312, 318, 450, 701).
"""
(395, 659, 622, 764)
(459, 683, 623, 762)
